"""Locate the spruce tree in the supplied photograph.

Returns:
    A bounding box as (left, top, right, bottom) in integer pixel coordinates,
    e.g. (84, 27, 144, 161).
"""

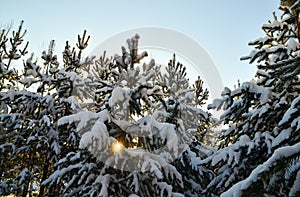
(204, 1, 300, 196)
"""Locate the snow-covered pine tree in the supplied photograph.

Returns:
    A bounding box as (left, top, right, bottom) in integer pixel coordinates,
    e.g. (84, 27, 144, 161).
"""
(49, 34, 214, 196)
(156, 55, 215, 196)
(0, 21, 93, 196)
(204, 1, 300, 196)
(0, 21, 30, 196)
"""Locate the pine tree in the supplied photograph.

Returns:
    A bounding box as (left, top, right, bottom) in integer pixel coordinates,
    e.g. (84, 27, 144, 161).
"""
(0, 20, 216, 196)
(204, 1, 300, 196)
(0, 22, 93, 196)
(46, 34, 214, 196)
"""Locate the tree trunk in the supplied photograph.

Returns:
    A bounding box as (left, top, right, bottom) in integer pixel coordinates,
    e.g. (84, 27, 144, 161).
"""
(22, 181, 29, 197)
(38, 160, 50, 197)
(0, 168, 3, 183)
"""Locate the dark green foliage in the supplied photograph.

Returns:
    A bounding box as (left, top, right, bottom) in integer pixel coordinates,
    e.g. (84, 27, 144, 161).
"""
(204, 2, 300, 196)
(1, 22, 213, 196)
(0, 21, 93, 196)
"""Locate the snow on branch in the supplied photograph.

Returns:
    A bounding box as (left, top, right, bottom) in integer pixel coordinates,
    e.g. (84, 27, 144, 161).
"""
(221, 141, 300, 197)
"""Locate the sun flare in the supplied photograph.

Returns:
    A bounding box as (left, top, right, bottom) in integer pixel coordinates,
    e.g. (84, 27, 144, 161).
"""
(112, 141, 124, 154)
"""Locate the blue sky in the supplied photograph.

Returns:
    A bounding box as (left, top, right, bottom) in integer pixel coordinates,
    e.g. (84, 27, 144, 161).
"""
(1, 1, 280, 89)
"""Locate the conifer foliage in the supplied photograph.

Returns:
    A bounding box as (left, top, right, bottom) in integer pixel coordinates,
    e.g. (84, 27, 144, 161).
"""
(0, 21, 93, 196)
(50, 34, 213, 197)
(0, 23, 212, 196)
(1, 1, 300, 196)
(205, 1, 300, 196)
